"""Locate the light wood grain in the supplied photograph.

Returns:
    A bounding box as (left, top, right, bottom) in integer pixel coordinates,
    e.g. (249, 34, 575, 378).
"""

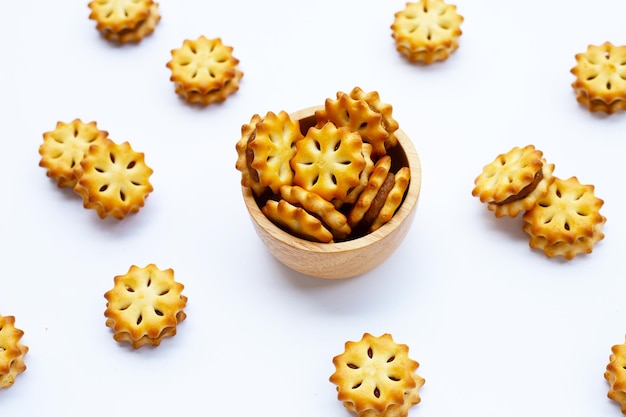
(241, 106, 422, 279)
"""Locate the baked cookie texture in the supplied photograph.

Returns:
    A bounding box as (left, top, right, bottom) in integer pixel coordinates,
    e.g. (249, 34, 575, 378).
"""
(39, 119, 109, 188)
(166, 36, 243, 106)
(472, 145, 555, 218)
(0, 315, 28, 389)
(522, 176, 605, 260)
(104, 264, 187, 349)
(88, 0, 160, 44)
(391, 0, 463, 64)
(236, 88, 411, 242)
(74, 138, 154, 220)
(606, 338, 626, 413)
(571, 42, 626, 114)
(330, 333, 425, 417)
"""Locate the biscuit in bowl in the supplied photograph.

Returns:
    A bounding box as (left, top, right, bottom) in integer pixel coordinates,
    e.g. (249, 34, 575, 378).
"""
(330, 333, 425, 417)
(0, 315, 28, 389)
(104, 264, 187, 349)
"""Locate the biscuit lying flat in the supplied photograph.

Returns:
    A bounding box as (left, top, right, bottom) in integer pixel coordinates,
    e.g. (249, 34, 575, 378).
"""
(605, 337, 626, 413)
(522, 176, 605, 260)
(0, 315, 28, 389)
(39, 119, 108, 188)
(104, 264, 187, 348)
(88, 0, 160, 44)
(74, 138, 153, 220)
(571, 42, 626, 114)
(330, 333, 425, 417)
(391, 0, 463, 64)
(166, 36, 243, 106)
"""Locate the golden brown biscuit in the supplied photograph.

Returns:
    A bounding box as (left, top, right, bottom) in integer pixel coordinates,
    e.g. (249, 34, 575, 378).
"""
(88, 0, 159, 43)
(104, 264, 187, 349)
(391, 0, 463, 64)
(280, 185, 351, 240)
(100, 2, 161, 44)
(522, 176, 606, 260)
(571, 42, 626, 114)
(39, 119, 109, 188)
(330, 333, 425, 417)
(316, 92, 389, 157)
(291, 122, 366, 203)
(235, 113, 267, 196)
(74, 138, 154, 220)
(248, 111, 303, 194)
(339, 143, 375, 208)
(605, 337, 626, 413)
(166, 36, 243, 106)
(348, 87, 399, 150)
(472, 145, 555, 218)
(348, 156, 392, 228)
(262, 199, 334, 243)
(0, 315, 28, 389)
(369, 166, 411, 232)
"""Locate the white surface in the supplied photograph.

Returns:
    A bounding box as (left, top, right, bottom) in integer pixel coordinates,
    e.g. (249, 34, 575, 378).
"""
(1, 0, 626, 415)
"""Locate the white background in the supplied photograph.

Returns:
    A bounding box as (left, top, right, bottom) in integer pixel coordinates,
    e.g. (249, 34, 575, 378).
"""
(1, 1, 626, 416)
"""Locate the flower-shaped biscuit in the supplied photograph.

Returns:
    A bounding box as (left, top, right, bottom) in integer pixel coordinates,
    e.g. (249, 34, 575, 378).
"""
(235, 113, 267, 196)
(316, 92, 390, 157)
(330, 333, 425, 417)
(472, 145, 555, 218)
(522, 176, 606, 260)
(291, 122, 366, 202)
(39, 119, 109, 188)
(166, 36, 243, 106)
(88, 0, 154, 34)
(104, 264, 187, 349)
(248, 111, 303, 194)
(571, 42, 626, 114)
(0, 315, 28, 389)
(74, 138, 154, 220)
(349, 87, 399, 150)
(391, 0, 464, 64)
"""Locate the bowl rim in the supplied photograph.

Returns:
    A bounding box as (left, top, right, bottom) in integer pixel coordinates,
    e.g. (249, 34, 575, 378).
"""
(241, 105, 422, 253)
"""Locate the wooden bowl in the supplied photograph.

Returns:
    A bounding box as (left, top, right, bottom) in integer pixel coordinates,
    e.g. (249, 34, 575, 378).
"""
(241, 106, 422, 279)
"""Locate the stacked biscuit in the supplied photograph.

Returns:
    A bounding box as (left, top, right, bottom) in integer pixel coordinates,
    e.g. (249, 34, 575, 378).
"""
(166, 36, 244, 106)
(391, 0, 464, 64)
(236, 87, 411, 243)
(88, 0, 160, 44)
(329, 333, 425, 417)
(571, 42, 626, 114)
(39, 119, 154, 220)
(104, 264, 187, 349)
(472, 145, 606, 260)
